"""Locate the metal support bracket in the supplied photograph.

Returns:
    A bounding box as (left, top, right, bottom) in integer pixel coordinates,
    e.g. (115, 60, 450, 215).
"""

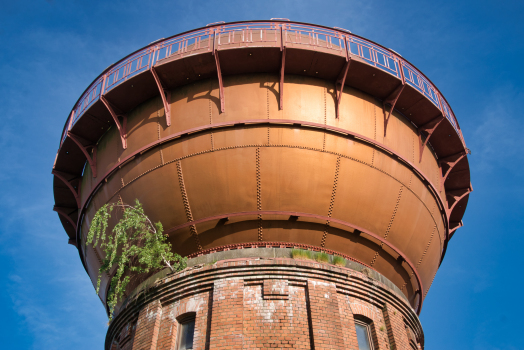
(449, 220, 463, 239)
(335, 54, 350, 119)
(52, 170, 81, 208)
(446, 185, 472, 215)
(150, 66, 171, 126)
(383, 82, 405, 137)
(212, 29, 225, 113)
(279, 26, 286, 110)
(53, 206, 78, 232)
(439, 151, 467, 190)
(100, 95, 127, 149)
(418, 115, 444, 162)
(67, 131, 97, 177)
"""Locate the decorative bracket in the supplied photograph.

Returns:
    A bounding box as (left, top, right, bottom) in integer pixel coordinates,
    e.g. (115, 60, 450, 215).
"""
(100, 95, 127, 149)
(212, 29, 225, 113)
(382, 82, 405, 137)
(279, 26, 286, 110)
(449, 220, 463, 239)
(335, 50, 351, 119)
(67, 131, 97, 177)
(382, 59, 406, 137)
(418, 115, 444, 162)
(439, 151, 467, 190)
(52, 170, 81, 208)
(446, 185, 472, 216)
(53, 206, 78, 232)
(150, 66, 171, 126)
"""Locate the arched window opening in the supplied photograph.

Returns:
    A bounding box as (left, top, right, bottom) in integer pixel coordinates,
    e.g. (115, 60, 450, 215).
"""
(177, 312, 196, 350)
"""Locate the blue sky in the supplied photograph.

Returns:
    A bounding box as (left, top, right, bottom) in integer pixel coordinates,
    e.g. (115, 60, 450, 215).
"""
(0, 0, 523, 349)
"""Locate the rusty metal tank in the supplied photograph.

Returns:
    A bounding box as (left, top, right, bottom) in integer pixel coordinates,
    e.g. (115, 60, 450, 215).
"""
(52, 20, 471, 315)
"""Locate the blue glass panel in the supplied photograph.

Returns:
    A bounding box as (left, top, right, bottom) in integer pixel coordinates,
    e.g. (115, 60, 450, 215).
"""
(355, 323, 372, 350)
(179, 319, 195, 350)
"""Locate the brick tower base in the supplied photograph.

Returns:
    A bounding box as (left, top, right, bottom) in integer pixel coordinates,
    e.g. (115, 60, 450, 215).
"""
(107, 249, 423, 350)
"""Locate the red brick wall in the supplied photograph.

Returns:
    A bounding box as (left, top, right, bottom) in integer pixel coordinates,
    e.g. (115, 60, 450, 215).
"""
(156, 292, 211, 350)
(209, 278, 244, 350)
(346, 297, 391, 350)
(337, 293, 359, 350)
(383, 303, 411, 350)
(307, 279, 345, 350)
(108, 259, 423, 350)
(243, 281, 311, 349)
(132, 300, 162, 350)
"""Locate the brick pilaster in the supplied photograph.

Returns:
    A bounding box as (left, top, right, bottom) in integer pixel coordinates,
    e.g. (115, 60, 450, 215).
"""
(209, 278, 244, 350)
(132, 300, 162, 350)
(383, 303, 410, 350)
(156, 303, 177, 350)
(307, 279, 345, 350)
(337, 293, 359, 350)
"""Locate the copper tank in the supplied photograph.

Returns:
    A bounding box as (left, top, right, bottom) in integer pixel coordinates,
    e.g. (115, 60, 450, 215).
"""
(52, 21, 471, 315)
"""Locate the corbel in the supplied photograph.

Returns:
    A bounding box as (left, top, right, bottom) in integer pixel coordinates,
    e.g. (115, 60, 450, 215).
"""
(439, 151, 467, 190)
(53, 206, 78, 232)
(446, 185, 472, 215)
(67, 131, 97, 177)
(382, 83, 405, 137)
(150, 66, 171, 126)
(100, 95, 127, 149)
(383, 61, 406, 137)
(418, 115, 444, 162)
(335, 42, 351, 119)
(448, 221, 463, 240)
(212, 29, 225, 113)
(52, 170, 81, 208)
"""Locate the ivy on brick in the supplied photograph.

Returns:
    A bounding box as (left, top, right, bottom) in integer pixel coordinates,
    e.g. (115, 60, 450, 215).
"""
(87, 199, 187, 321)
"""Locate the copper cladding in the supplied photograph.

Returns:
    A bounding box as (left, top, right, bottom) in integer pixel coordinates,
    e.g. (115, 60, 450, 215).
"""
(52, 21, 471, 314)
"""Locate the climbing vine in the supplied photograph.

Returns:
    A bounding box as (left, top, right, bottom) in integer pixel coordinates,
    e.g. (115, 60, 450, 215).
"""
(86, 199, 187, 321)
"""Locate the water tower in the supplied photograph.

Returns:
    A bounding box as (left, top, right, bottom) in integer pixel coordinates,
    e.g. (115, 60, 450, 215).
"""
(52, 20, 471, 350)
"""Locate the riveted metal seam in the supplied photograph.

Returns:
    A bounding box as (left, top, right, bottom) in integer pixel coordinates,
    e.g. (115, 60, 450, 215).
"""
(105, 143, 444, 252)
(321, 156, 341, 247)
(370, 185, 404, 267)
(176, 160, 202, 251)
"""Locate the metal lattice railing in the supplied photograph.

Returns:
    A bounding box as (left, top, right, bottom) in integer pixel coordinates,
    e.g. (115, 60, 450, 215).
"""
(61, 21, 464, 147)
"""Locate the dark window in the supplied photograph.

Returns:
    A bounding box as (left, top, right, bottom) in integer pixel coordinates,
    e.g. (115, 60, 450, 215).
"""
(177, 313, 196, 350)
(355, 319, 374, 350)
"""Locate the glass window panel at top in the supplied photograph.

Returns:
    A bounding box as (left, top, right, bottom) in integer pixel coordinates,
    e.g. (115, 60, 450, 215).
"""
(178, 319, 195, 350)
(355, 323, 372, 350)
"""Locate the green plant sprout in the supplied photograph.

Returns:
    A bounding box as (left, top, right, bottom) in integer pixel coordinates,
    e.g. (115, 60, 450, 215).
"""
(332, 255, 347, 266)
(315, 251, 329, 263)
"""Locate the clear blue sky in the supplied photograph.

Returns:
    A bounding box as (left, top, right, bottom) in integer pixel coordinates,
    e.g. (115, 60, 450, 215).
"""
(0, 0, 522, 349)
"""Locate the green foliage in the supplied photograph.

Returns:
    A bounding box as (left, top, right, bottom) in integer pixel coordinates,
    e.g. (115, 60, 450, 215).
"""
(86, 199, 187, 321)
(304, 250, 314, 260)
(315, 251, 329, 263)
(332, 255, 347, 266)
(291, 249, 302, 259)
(291, 249, 313, 260)
(291, 250, 346, 266)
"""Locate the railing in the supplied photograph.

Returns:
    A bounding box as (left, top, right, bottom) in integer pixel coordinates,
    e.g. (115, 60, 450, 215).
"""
(60, 21, 464, 147)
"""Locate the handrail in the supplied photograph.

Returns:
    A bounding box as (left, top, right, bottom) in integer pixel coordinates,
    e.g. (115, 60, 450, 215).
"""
(59, 20, 465, 148)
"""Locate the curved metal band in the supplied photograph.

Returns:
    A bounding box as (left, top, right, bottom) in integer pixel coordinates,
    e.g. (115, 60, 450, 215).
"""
(165, 210, 424, 314)
(75, 119, 446, 303)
